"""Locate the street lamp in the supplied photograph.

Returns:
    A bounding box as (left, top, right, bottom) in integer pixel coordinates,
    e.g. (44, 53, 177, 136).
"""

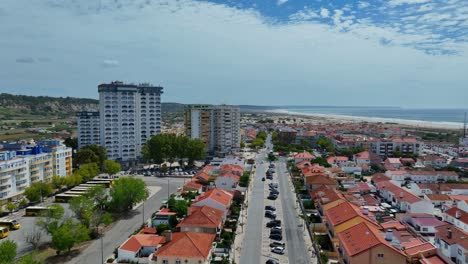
(167, 178, 170, 201)
(142, 201, 145, 226)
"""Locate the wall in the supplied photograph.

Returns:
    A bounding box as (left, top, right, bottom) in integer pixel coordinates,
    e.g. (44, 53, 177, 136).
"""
(349, 244, 406, 264)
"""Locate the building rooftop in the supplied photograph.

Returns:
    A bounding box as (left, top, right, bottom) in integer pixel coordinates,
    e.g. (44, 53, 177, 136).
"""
(155, 232, 216, 259)
(120, 234, 166, 253)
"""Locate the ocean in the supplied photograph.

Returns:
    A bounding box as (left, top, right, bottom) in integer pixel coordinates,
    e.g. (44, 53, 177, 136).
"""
(271, 107, 468, 128)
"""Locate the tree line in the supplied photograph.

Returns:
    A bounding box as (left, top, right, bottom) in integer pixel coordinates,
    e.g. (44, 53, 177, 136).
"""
(142, 134, 205, 166)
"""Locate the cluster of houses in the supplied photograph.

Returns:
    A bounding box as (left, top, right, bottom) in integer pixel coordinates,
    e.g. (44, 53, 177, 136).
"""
(290, 149, 468, 264)
(115, 157, 247, 264)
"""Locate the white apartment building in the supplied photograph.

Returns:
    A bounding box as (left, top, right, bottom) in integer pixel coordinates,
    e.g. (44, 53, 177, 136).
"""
(0, 151, 29, 201)
(37, 140, 73, 177)
(184, 104, 240, 156)
(77, 111, 100, 149)
(371, 137, 422, 157)
(98, 81, 163, 162)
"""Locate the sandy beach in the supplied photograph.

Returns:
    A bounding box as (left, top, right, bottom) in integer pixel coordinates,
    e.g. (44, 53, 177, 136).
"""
(267, 109, 464, 130)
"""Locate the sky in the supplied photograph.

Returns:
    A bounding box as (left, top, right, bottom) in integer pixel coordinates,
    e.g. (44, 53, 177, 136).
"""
(0, 0, 467, 108)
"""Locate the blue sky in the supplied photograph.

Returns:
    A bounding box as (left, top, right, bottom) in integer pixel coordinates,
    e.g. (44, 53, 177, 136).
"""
(0, 0, 467, 107)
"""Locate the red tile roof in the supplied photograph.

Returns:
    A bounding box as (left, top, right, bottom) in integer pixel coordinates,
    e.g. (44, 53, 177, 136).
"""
(403, 241, 436, 256)
(184, 181, 203, 190)
(194, 189, 233, 207)
(140, 227, 157, 234)
(338, 222, 405, 257)
(294, 151, 314, 159)
(371, 173, 391, 183)
(120, 234, 166, 252)
(425, 194, 451, 201)
(376, 181, 422, 204)
(219, 164, 244, 174)
(355, 151, 370, 160)
(445, 207, 468, 225)
(156, 208, 177, 216)
(419, 256, 447, 264)
(325, 202, 362, 227)
(306, 175, 337, 186)
(362, 194, 380, 206)
(435, 224, 468, 250)
(178, 205, 224, 229)
(155, 232, 216, 259)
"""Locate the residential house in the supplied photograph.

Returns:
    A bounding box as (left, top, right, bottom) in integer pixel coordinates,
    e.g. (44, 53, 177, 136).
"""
(151, 231, 216, 264)
(118, 234, 166, 263)
(354, 151, 371, 166)
(444, 207, 468, 232)
(371, 173, 392, 185)
(435, 224, 468, 264)
(177, 206, 223, 234)
(424, 194, 452, 207)
(191, 189, 233, 218)
(397, 214, 446, 235)
(337, 222, 407, 264)
(214, 172, 240, 191)
(376, 181, 435, 214)
(451, 158, 468, 169)
(386, 170, 459, 184)
(384, 158, 402, 171)
(183, 181, 203, 193)
(294, 151, 315, 164)
(218, 164, 244, 176)
(278, 127, 297, 145)
(305, 174, 338, 192)
(152, 208, 177, 226)
(411, 183, 468, 197)
(419, 155, 447, 168)
(327, 156, 349, 167)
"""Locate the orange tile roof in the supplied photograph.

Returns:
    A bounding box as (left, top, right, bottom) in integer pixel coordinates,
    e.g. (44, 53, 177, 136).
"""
(140, 227, 157, 234)
(371, 173, 391, 183)
(435, 224, 468, 250)
(445, 207, 468, 225)
(403, 241, 435, 256)
(217, 172, 240, 183)
(178, 205, 224, 229)
(306, 175, 337, 186)
(338, 222, 404, 257)
(155, 232, 216, 259)
(195, 189, 233, 207)
(376, 181, 422, 204)
(184, 181, 203, 190)
(120, 234, 166, 252)
(325, 202, 361, 227)
(425, 194, 451, 201)
(156, 208, 177, 216)
(294, 151, 314, 159)
(195, 172, 211, 182)
(355, 151, 370, 160)
(380, 220, 406, 231)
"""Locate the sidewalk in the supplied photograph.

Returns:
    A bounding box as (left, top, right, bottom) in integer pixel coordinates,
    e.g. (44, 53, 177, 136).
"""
(231, 154, 257, 264)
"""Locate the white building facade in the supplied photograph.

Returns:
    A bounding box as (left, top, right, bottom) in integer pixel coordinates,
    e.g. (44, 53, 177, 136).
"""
(98, 82, 163, 162)
(77, 111, 100, 149)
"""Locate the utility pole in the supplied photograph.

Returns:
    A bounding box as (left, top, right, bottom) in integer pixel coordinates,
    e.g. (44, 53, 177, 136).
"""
(142, 202, 145, 226)
(167, 178, 170, 200)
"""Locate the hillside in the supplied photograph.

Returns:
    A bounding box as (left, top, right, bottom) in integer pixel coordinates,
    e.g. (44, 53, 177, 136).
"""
(0, 93, 184, 120)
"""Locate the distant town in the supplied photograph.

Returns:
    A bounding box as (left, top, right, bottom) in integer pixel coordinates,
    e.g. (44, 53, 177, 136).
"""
(0, 81, 467, 264)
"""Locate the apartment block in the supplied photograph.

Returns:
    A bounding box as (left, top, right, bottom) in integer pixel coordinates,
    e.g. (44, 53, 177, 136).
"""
(184, 104, 240, 156)
(77, 111, 100, 149)
(98, 81, 163, 162)
(38, 139, 73, 177)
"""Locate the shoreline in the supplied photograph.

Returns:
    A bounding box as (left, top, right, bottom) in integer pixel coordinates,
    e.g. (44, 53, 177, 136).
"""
(266, 109, 464, 130)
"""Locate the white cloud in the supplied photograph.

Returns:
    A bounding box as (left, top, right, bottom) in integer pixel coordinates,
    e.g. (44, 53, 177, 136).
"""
(388, 0, 430, 7)
(289, 7, 320, 21)
(357, 1, 371, 9)
(0, 0, 467, 107)
(276, 0, 288, 6)
(320, 8, 329, 18)
(101, 60, 120, 68)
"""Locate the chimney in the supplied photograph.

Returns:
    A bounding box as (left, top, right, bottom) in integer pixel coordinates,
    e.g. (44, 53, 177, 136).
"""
(385, 229, 394, 241)
(400, 192, 404, 198)
(456, 210, 462, 219)
(164, 230, 172, 242)
(362, 206, 369, 215)
(447, 228, 452, 239)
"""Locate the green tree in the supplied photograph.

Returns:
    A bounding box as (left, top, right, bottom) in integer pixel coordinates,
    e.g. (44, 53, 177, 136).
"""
(76, 163, 99, 182)
(186, 139, 206, 165)
(312, 157, 331, 168)
(0, 240, 17, 263)
(250, 138, 265, 149)
(51, 219, 89, 255)
(51, 175, 64, 189)
(317, 138, 335, 153)
(257, 131, 267, 140)
(24, 181, 53, 203)
(240, 142, 245, 149)
(156, 224, 170, 235)
(75, 145, 107, 167)
(173, 200, 189, 218)
(142, 134, 172, 164)
(6, 202, 16, 214)
(63, 137, 78, 150)
(17, 253, 43, 264)
(69, 196, 94, 228)
(109, 178, 149, 213)
(169, 215, 178, 228)
(102, 160, 121, 175)
(74, 148, 99, 167)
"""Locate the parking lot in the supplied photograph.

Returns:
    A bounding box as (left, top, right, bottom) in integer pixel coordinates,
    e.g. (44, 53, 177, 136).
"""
(260, 163, 289, 264)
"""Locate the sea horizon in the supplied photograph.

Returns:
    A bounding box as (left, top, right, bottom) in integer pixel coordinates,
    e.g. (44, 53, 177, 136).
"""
(267, 106, 467, 130)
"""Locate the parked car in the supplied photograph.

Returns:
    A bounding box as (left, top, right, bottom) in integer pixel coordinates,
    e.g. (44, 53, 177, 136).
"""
(270, 229, 283, 235)
(272, 226, 282, 231)
(265, 211, 277, 219)
(266, 175, 273, 180)
(269, 183, 278, 188)
(261, 177, 265, 181)
(271, 246, 285, 255)
(269, 234, 283, 241)
(266, 260, 279, 264)
(266, 220, 281, 227)
(265, 210, 276, 216)
(267, 194, 278, 200)
(265, 205, 276, 211)
(270, 189, 279, 195)
(269, 164, 275, 168)
(269, 241, 285, 248)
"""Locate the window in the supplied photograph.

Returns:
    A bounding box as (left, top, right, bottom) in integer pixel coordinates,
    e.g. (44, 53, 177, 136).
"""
(176, 260, 181, 264)
(162, 260, 168, 264)
(445, 243, 448, 249)
(377, 253, 384, 258)
(458, 249, 463, 255)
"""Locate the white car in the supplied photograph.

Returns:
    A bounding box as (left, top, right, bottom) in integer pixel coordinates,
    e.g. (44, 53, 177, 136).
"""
(271, 246, 285, 255)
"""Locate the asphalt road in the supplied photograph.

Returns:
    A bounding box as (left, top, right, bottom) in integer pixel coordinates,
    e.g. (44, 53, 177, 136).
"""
(276, 158, 309, 264)
(240, 144, 268, 264)
(68, 176, 186, 264)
